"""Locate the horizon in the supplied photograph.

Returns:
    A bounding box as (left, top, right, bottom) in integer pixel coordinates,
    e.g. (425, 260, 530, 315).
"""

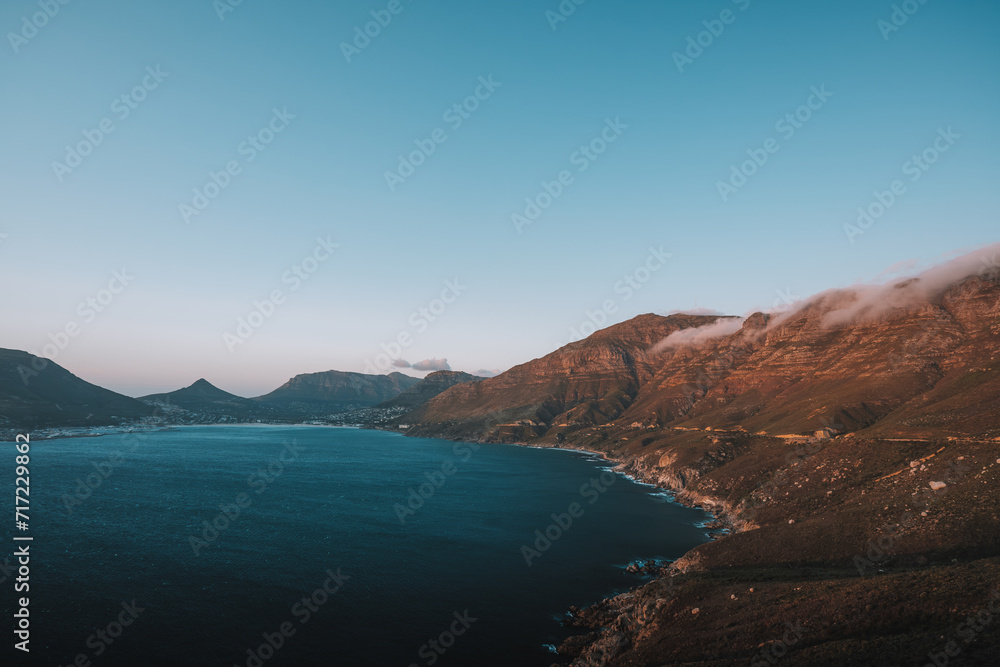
(2, 0, 998, 397)
(10, 239, 998, 399)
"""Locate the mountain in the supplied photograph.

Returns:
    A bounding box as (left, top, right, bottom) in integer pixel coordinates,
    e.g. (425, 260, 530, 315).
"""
(408, 313, 732, 441)
(407, 259, 1000, 665)
(139, 379, 258, 416)
(413, 272, 1000, 442)
(254, 370, 420, 415)
(376, 370, 484, 411)
(0, 348, 154, 429)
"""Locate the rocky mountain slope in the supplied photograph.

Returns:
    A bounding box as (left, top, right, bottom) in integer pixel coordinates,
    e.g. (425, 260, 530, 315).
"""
(408, 313, 729, 441)
(406, 256, 1000, 665)
(413, 271, 1000, 443)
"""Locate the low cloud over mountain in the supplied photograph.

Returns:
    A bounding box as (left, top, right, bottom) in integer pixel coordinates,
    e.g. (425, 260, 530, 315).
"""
(394, 358, 451, 372)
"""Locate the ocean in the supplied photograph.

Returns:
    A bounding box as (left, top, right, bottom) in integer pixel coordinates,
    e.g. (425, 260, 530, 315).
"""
(5, 425, 710, 666)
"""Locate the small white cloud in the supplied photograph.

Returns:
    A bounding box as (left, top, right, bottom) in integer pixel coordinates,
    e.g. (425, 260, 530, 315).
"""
(411, 358, 451, 371)
(649, 318, 744, 353)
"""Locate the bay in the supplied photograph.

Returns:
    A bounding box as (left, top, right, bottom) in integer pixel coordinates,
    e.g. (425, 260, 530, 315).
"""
(5, 425, 710, 666)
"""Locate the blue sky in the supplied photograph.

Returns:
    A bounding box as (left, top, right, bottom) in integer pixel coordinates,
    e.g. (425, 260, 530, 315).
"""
(1, 0, 998, 396)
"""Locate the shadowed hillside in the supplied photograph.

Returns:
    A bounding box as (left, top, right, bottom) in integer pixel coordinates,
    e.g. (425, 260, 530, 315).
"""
(0, 349, 153, 429)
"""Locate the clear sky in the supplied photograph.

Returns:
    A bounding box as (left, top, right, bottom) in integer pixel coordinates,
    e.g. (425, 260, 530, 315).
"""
(1, 0, 998, 397)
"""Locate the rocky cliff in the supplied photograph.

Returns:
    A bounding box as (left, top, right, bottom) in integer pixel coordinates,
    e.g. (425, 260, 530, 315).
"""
(413, 272, 1000, 443)
(408, 261, 1000, 665)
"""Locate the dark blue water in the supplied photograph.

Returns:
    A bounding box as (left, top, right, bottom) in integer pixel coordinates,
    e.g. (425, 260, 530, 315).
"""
(2, 426, 709, 666)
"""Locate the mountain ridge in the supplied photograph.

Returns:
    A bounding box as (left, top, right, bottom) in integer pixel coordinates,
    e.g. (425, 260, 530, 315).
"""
(400, 266, 1000, 666)
(0, 348, 154, 428)
(410, 272, 1000, 442)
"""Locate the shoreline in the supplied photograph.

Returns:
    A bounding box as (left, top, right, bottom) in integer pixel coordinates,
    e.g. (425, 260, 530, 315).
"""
(23, 421, 724, 664)
(514, 439, 734, 536)
(392, 430, 743, 657)
(13, 420, 997, 662)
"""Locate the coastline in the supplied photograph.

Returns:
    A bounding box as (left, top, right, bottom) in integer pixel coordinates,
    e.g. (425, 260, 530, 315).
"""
(397, 425, 1000, 665)
(392, 429, 740, 662)
(23, 421, 998, 663)
(515, 439, 734, 537)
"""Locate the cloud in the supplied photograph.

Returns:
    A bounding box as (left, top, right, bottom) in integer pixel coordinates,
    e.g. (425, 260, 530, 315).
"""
(774, 242, 1000, 329)
(649, 317, 744, 353)
(390, 358, 454, 372)
(873, 258, 920, 281)
(473, 368, 500, 378)
(411, 358, 451, 371)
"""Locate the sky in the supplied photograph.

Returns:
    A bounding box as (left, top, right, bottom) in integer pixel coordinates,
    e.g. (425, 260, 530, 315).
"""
(1, 0, 998, 397)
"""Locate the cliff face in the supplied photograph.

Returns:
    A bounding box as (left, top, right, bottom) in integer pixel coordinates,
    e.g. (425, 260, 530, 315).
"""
(409, 314, 727, 441)
(413, 274, 1000, 442)
(408, 271, 1000, 666)
(254, 370, 420, 412)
